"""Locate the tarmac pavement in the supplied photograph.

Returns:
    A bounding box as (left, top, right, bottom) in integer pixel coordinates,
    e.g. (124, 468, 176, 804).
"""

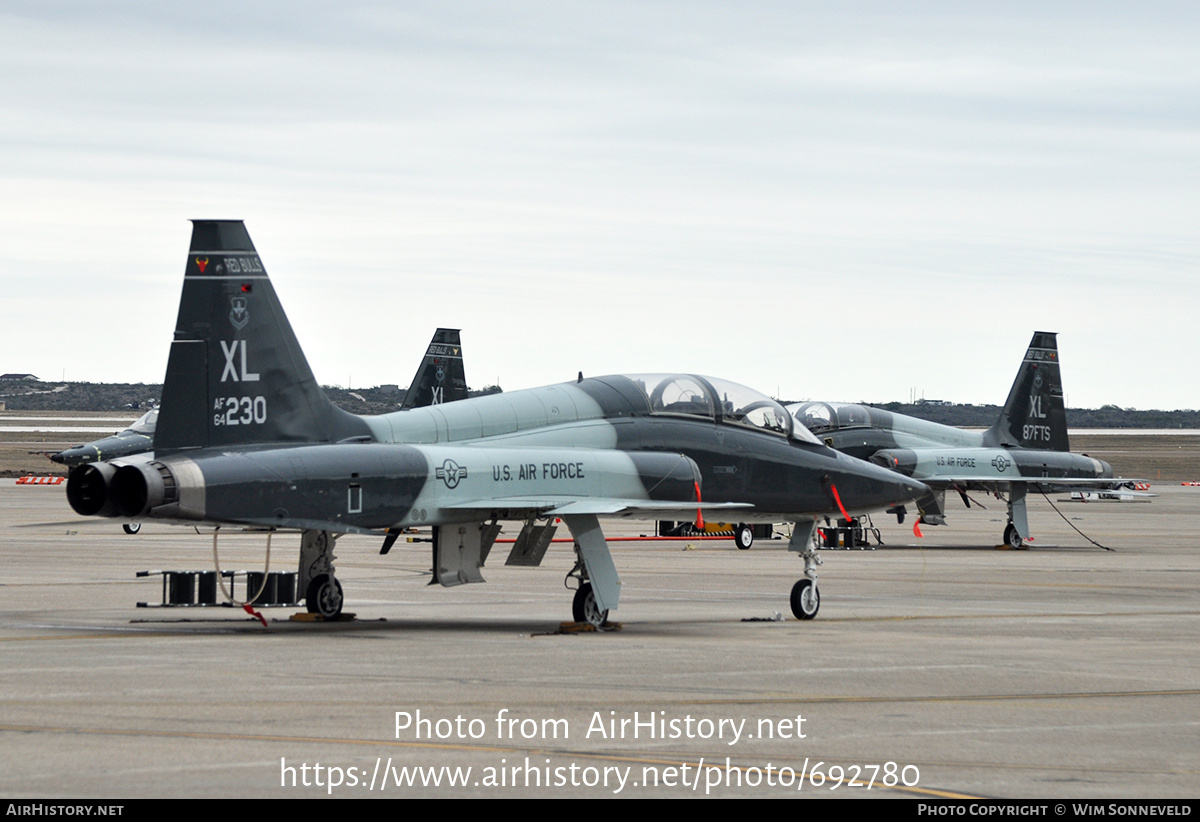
(0, 479, 1197, 798)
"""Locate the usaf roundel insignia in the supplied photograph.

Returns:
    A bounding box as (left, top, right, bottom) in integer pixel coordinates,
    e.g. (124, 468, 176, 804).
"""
(436, 459, 467, 489)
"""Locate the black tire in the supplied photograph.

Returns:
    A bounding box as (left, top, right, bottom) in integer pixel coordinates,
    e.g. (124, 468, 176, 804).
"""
(305, 574, 344, 619)
(122, 523, 141, 535)
(790, 578, 820, 620)
(1003, 522, 1023, 550)
(572, 583, 608, 627)
(734, 523, 753, 550)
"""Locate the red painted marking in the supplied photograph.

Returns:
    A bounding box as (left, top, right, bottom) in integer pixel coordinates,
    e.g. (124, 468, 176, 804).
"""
(829, 482, 851, 522)
(196, 256, 208, 273)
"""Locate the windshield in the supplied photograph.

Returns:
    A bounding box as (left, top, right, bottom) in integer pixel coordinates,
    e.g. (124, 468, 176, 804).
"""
(618, 373, 818, 441)
(127, 409, 158, 435)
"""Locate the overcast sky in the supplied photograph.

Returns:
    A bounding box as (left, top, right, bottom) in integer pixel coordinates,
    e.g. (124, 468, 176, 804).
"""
(2, 1, 1197, 410)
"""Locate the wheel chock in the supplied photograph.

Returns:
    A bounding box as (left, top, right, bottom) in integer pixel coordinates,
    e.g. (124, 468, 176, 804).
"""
(288, 612, 358, 622)
(558, 620, 622, 633)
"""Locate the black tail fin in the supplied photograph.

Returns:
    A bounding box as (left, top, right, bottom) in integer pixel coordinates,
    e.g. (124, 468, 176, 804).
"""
(154, 220, 370, 454)
(400, 328, 468, 409)
(984, 331, 1070, 451)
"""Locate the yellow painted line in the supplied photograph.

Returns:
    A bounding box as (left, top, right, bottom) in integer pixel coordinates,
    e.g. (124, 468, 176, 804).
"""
(656, 689, 1200, 706)
(821, 610, 1200, 622)
(0, 723, 520, 754)
(4, 688, 1197, 711)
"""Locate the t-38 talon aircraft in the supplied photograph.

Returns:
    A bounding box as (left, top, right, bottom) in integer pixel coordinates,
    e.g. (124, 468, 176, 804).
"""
(789, 332, 1128, 549)
(66, 220, 926, 624)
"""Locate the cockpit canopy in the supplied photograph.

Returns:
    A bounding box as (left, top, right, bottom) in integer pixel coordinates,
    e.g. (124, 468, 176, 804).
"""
(791, 401, 873, 434)
(615, 374, 822, 444)
(127, 408, 158, 435)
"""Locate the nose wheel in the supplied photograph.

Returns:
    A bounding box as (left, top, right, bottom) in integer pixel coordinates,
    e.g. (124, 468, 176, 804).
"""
(572, 583, 609, 627)
(790, 578, 820, 620)
(1003, 522, 1025, 550)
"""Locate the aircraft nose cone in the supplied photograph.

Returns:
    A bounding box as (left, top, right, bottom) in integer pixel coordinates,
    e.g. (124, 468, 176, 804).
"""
(899, 477, 930, 501)
(49, 446, 95, 467)
(830, 452, 929, 511)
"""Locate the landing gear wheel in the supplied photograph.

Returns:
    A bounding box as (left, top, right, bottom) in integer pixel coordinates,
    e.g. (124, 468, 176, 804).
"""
(572, 583, 608, 627)
(122, 523, 141, 535)
(734, 523, 753, 550)
(1003, 522, 1024, 550)
(790, 578, 820, 620)
(305, 574, 344, 619)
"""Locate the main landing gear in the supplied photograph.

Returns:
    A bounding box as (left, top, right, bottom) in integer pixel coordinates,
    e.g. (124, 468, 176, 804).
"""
(306, 574, 344, 619)
(300, 530, 344, 619)
(1003, 485, 1029, 550)
(562, 514, 619, 628)
(1003, 522, 1025, 550)
(571, 582, 608, 627)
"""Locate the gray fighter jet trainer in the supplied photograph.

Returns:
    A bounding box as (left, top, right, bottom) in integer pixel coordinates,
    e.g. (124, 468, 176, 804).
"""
(789, 333, 1121, 549)
(66, 220, 926, 623)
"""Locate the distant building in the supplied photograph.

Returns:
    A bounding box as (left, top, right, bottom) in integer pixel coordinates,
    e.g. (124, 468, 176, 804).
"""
(379, 384, 400, 395)
(0, 373, 38, 381)
(915, 398, 952, 407)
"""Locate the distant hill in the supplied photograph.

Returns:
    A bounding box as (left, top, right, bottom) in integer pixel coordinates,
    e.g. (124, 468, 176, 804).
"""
(3, 380, 1195, 426)
(872, 402, 1200, 429)
(0, 381, 501, 416)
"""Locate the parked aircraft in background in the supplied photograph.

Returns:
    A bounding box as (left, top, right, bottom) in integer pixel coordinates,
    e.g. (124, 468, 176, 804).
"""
(50, 409, 158, 469)
(790, 332, 1129, 549)
(51, 326, 469, 534)
(400, 328, 467, 409)
(66, 220, 926, 623)
(51, 328, 466, 472)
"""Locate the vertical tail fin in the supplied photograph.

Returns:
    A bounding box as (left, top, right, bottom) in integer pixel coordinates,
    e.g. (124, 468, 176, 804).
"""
(400, 328, 468, 409)
(984, 331, 1070, 451)
(154, 220, 370, 454)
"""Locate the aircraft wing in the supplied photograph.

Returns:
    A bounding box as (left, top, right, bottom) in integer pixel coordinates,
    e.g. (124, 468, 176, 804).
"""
(56, 499, 753, 537)
(921, 476, 1146, 490)
(440, 497, 753, 518)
